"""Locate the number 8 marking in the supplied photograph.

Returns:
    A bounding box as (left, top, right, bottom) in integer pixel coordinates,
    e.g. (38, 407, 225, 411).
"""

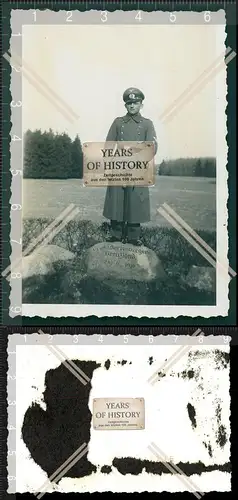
(11, 101, 22, 107)
(11, 272, 21, 279)
(101, 11, 108, 22)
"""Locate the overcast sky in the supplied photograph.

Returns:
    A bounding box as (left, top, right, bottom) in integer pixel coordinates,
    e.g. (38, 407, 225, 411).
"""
(21, 22, 225, 161)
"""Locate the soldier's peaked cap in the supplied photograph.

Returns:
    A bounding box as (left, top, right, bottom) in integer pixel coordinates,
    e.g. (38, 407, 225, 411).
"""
(123, 87, 145, 103)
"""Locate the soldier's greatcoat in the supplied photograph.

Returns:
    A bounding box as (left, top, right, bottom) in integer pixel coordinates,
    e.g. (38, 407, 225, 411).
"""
(103, 113, 157, 224)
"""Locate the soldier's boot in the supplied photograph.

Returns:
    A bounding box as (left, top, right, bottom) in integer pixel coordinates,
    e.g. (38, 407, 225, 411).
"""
(126, 223, 142, 246)
(106, 220, 124, 242)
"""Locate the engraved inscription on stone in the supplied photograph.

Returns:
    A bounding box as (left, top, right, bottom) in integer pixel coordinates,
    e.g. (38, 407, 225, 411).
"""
(83, 141, 155, 187)
(87, 242, 165, 282)
(93, 398, 145, 430)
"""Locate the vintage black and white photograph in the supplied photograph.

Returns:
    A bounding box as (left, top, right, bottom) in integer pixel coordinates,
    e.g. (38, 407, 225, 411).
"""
(17, 9, 229, 317)
(9, 334, 230, 494)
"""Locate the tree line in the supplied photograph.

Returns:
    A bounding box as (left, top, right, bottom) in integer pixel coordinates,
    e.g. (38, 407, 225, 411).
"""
(23, 129, 83, 178)
(23, 130, 216, 178)
(158, 158, 216, 177)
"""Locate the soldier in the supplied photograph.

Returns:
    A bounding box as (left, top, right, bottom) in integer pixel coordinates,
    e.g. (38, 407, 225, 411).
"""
(103, 87, 157, 246)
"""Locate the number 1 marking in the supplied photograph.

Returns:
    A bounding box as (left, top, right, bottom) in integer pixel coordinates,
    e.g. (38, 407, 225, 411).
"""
(11, 238, 22, 245)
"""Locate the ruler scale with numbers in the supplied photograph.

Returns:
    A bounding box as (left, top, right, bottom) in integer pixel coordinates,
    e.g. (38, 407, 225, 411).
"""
(1, 325, 238, 343)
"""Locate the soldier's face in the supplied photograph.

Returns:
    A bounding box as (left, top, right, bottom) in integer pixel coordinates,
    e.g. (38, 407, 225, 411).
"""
(125, 101, 142, 115)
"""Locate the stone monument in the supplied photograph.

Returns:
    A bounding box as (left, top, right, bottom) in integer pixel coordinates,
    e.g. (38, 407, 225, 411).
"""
(86, 241, 165, 282)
